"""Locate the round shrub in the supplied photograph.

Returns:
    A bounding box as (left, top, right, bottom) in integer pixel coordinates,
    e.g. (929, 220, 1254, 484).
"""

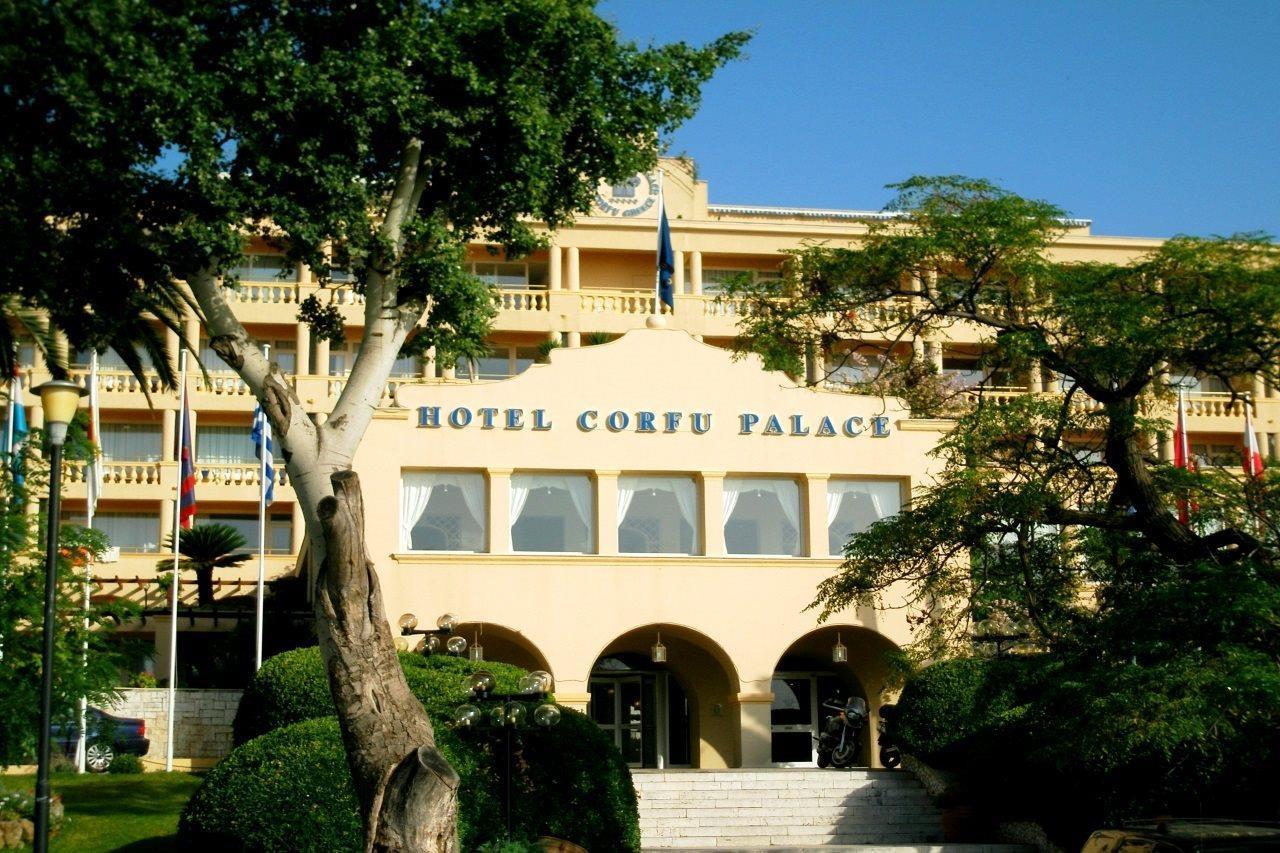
(106, 753, 143, 774)
(195, 648, 640, 851)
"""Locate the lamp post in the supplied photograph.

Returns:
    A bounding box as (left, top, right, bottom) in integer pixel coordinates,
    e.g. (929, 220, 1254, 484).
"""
(32, 380, 86, 853)
(397, 611, 471, 656)
(453, 669, 559, 837)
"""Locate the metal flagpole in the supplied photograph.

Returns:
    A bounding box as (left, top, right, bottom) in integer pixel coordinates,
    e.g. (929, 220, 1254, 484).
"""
(254, 345, 269, 671)
(75, 353, 99, 773)
(165, 350, 187, 772)
(654, 169, 664, 314)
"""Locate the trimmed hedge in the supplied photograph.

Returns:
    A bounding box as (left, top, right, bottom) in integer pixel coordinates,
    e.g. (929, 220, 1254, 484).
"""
(187, 648, 640, 851)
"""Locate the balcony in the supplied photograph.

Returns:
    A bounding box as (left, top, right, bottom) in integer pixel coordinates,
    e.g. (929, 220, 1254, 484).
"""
(61, 460, 291, 504)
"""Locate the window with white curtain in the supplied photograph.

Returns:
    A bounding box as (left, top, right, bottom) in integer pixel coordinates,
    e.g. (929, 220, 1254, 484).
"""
(197, 425, 256, 464)
(723, 477, 801, 556)
(100, 423, 162, 462)
(510, 473, 594, 553)
(205, 514, 293, 554)
(78, 513, 161, 553)
(400, 471, 487, 552)
(618, 475, 698, 554)
(826, 480, 902, 556)
(229, 253, 292, 282)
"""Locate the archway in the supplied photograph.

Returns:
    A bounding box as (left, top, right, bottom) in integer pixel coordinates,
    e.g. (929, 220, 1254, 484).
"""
(588, 623, 740, 769)
(453, 621, 552, 677)
(770, 626, 899, 767)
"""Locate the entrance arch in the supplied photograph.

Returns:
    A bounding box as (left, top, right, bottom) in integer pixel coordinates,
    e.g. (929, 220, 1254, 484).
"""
(454, 621, 552, 676)
(587, 623, 740, 769)
(770, 626, 899, 767)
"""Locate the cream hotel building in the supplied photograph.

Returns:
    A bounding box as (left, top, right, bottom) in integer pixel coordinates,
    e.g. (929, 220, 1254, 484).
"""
(16, 157, 1278, 769)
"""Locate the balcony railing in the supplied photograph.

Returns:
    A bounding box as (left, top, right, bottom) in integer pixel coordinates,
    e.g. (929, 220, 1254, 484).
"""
(579, 290, 671, 316)
(66, 461, 166, 486)
(196, 462, 288, 488)
(494, 288, 549, 312)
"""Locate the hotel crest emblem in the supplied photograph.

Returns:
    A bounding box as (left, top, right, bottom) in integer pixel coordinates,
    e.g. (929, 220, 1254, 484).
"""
(595, 172, 660, 217)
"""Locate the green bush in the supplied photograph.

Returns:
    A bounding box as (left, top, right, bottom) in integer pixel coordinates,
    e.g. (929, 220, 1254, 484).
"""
(191, 649, 640, 851)
(107, 753, 143, 774)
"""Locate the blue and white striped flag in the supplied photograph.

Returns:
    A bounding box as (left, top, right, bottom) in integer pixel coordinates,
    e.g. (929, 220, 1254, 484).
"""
(251, 405, 275, 505)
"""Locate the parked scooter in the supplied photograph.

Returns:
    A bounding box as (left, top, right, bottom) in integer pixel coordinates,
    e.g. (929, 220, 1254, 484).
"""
(815, 696, 868, 768)
(877, 703, 902, 769)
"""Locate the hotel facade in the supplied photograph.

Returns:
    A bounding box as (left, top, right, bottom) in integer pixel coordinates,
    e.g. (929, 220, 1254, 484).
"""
(14, 157, 1279, 769)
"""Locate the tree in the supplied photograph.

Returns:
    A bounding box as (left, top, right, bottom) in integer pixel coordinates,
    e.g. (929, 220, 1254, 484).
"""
(160, 524, 250, 607)
(2, 2, 745, 846)
(726, 176, 1280, 824)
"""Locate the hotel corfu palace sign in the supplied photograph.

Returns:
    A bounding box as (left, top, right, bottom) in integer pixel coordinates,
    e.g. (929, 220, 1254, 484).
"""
(417, 406, 892, 439)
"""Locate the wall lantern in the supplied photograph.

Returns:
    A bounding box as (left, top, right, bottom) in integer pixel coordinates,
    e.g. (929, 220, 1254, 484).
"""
(832, 632, 848, 663)
(651, 632, 668, 663)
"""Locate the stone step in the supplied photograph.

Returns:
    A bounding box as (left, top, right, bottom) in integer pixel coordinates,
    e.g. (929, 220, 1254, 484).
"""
(642, 846, 1033, 852)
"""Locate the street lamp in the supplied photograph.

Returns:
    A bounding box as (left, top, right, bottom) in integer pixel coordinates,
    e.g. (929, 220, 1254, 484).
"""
(398, 612, 469, 657)
(32, 380, 86, 853)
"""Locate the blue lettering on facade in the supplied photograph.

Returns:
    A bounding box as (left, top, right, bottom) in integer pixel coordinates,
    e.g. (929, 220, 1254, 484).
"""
(664, 411, 682, 433)
(789, 414, 809, 436)
(843, 416, 864, 437)
(449, 407, 472, 428)
(417, 406, 441, 428)
(505, 409, 524, 430)
(872, 416, 891, 437)
(577, 410, 598, 431)
(691, 413, 712, 434)
(606, 411, 631, 432)
(816, 416, 836, 437)
(739, 413, 759, 434)
(533, 409, 552, 431)
(479, 408, 498, 429)
(763, 415, 784, 436)
(636, 411, 656, 433)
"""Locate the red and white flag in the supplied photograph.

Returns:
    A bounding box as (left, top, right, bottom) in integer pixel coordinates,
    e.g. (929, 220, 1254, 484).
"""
(1243, 403, 1265, 478)
(1173, 388, 1195, 524)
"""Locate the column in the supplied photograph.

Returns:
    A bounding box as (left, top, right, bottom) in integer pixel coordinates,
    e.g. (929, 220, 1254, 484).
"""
(674, 250, 685, 295)
(689, 251, 703, 296)
(1253, 373, 1266, 402)
(159, 499, 175, 544)
(548, 245, 562, 291)
(184, 314, 201, 355)
(162, 409, 176, 461)
(291, 502, 306, 552)
(487, 469, 512, 553)
(1269, 434, 1279, 463)
(1157, 362, 1174, 461)
(297, 260, 311, 287)
(165, 327, 180, 379)
(804, 340, 820, 385)
(422, 347, 436, 378)
(927, 340, 943, 372)
(1028, 360, 1043, 394)
(803, 474, 829, 559)
(565, 247, 580, 292)
(314, 338, 331, 377)
(737, 693, 774, 768)
(294, 323, 311, 376)
(565, 331, 581, 348)
(701, 472, 726, 557)
(595, 471, 619, 556)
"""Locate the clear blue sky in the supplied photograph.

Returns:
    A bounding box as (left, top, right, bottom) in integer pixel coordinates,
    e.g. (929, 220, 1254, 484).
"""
(599, 1, 1279, 238)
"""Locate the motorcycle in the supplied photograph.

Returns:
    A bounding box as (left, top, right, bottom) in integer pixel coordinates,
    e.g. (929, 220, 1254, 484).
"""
(877, 703, 902, 769)
(815, 696, 868, 769)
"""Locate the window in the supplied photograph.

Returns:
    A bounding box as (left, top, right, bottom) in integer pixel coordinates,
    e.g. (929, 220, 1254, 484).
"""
(826, 480, 902, 556)
(702, 268, 781, 295)
(229, 253, 292, 282)
(1191, 443, 1240, 468)
(205, 514, 293, 554)
(511, 474, 594, 553)
(390, 352, 419, 378)
(723, 477, 801, 556)
(1169, 371, 1231, 394)
(471, 262, 549, 289)
(197, 425, 256, 464)
(100, 424, 162, 462)
(400, 472, 487, 552)
(456, 345, 540, 380)
(82, 513, 160, 553)
(618, 475, 698, 554)
(73, 347, 154, 370)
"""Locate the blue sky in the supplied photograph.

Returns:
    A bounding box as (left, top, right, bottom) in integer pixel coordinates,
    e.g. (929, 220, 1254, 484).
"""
(598, 1, 1279, 238)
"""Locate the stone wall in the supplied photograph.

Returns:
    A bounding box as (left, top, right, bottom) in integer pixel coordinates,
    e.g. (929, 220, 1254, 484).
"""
(105, 688, 242, 763)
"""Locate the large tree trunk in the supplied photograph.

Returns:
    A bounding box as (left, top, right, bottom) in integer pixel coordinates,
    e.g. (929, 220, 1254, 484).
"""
(314, 470, 460, 852)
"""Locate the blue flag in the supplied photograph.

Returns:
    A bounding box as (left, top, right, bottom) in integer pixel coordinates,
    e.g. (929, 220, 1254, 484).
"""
(3, 378, 28, 487)
(251, 405, 275, 505)
(657, 204, 675, 310)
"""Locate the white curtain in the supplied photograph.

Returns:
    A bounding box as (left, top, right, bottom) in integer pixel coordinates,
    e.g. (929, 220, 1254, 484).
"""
(100, 424, 162, 462)
(724, 477, 800, 533)
(400, 475, 436, 550)
(619, 475, 699, 549)
(617, 477, 638, 524)
(826, 480, 901, 551)
(511, 473, 594, 533)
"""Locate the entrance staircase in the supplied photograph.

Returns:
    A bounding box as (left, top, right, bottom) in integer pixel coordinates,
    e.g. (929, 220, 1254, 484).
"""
(634, 768, 1014, 851)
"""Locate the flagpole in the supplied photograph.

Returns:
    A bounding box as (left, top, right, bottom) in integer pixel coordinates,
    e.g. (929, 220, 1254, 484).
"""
(255, 345, 269, 671)
(75, 353, 99, 773)
(654, 169, 664, 316)
(165, 350, 187, 772)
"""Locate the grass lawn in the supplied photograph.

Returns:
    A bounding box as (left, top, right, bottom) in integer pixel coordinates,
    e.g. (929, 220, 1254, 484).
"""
(3, 772, 201, 852)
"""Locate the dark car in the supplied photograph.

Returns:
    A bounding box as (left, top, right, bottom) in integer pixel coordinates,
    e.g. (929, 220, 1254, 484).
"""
(51, 707, 150, 772)
(1083, 820, 1280, 853)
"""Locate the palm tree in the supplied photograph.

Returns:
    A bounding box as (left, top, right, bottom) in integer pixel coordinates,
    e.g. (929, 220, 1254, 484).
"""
(158, 524, 250, 607)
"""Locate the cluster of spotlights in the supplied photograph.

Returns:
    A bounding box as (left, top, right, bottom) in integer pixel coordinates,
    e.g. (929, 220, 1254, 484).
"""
(453, 669, 560, 730)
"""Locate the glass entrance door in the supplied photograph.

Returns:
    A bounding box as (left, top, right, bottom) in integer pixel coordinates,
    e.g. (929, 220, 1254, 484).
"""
(590, 676, 645, 767)
(770, 673, 846, 766)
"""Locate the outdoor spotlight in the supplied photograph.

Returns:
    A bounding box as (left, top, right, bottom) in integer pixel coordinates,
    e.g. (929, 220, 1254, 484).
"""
(488, 704, 507, 727)
(398, 613, 419, 632)
(446, 635, 468, 656)
(425, 634, 443, 654)
(651, 632, 668, 663)
(467, 670, 496, 696)
(533, 704, 561, 728)
(33, 380, 87, 446)
(393, 636, 409, 652)
(437, 613, 458, 632)
(527, 670, 553, 693)
(453, 704, 481, 728)
(832, 632, 848, 663)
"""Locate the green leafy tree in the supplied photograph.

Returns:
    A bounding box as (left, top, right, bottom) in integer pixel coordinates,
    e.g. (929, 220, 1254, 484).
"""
(159, 524, 250, 607)
(2, 1, 745, 843)
(727, 177, 1280, 824)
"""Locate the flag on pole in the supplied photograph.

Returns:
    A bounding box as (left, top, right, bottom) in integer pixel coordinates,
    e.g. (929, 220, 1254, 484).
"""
(656, 174, 674, 311)
(1173, 388, 1195, 524)
(251, 405, 275, 505)
(178, 383, 197, 529)
(87, 354, 102, 520)
(1243, 401, 1265, 478)
(4, 371, 28, 487)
